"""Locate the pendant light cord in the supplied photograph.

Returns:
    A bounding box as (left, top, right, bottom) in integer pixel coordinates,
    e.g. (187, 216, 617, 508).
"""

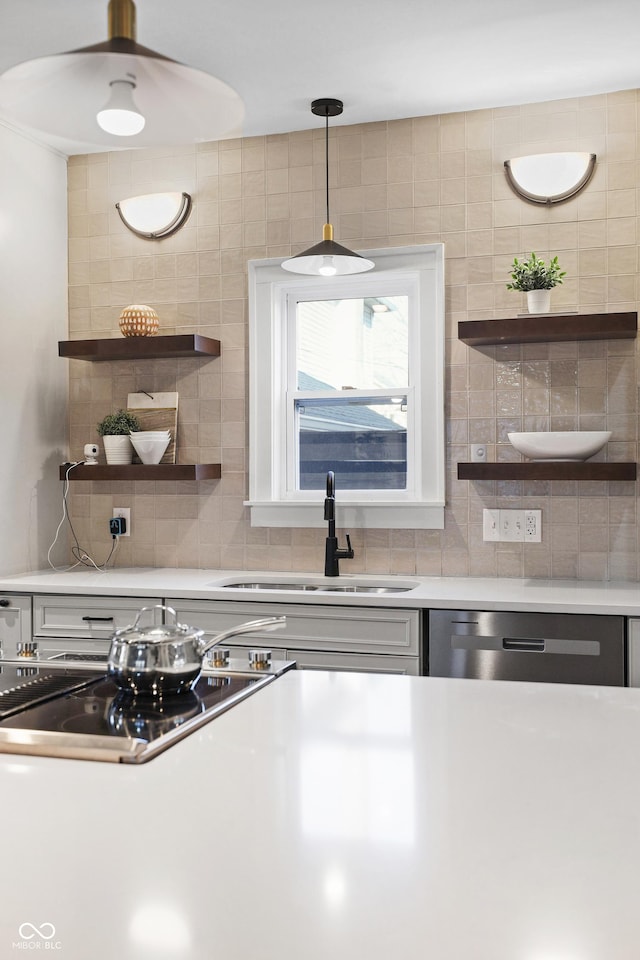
(324, 109, 330, 225)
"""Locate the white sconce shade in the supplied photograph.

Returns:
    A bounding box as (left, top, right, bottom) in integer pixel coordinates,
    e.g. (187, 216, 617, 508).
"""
(115, 192, 192, 239)
(504, 152, 597, 204)
(96, 77, 145, 136)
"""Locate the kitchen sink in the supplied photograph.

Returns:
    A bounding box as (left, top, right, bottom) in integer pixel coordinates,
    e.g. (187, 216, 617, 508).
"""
(320, 585, 411, 594)
(221, 582, 321, 592)
(216, 580, 418, 594)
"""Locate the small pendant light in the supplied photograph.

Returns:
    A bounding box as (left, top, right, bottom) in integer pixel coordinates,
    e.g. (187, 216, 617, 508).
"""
(282, 98, 374, 276)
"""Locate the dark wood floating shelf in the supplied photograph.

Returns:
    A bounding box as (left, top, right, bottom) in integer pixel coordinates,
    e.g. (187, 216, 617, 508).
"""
(58, 334, 221, 362)
(60, 463, 221, 481)
(458, 462, 637, 481)
(458, 312, 637, 347)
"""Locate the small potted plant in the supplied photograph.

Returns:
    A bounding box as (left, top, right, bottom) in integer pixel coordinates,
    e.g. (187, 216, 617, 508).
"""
(506, 252, 566, 314)
(97, 409, 140, 465)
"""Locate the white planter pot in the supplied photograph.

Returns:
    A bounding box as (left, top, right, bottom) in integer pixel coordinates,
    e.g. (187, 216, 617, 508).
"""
(103, 435, 133, 465)
(527, 289, 552, 314)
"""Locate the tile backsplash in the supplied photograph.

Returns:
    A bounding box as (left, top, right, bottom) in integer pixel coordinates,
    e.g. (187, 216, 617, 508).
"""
(67, 89, 640, 580)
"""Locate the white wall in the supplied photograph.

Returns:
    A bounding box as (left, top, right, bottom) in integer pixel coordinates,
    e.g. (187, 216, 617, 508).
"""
(0, 122, 68, 574)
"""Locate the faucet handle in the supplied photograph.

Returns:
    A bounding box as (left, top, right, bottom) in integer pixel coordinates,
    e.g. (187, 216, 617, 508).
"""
(343, 533, 354, 559)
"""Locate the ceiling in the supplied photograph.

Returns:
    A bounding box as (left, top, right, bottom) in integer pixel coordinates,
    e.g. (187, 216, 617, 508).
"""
(1, 0, 639, 154)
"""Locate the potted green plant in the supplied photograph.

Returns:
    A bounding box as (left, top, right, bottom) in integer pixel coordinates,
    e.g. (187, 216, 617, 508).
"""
(506, 252, 566, 314)
(97, 409, 140, 465)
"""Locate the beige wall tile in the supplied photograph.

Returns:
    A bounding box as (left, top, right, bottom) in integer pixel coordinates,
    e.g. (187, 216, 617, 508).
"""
(66, 90, 640, 581)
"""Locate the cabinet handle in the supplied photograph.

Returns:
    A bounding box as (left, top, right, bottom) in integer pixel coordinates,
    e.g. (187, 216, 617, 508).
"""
(0, 599, 10, 608)
(81, 616, 114, 622)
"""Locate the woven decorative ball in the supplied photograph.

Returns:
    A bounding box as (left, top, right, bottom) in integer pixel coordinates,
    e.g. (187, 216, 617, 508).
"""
(118, 304, 159, 338)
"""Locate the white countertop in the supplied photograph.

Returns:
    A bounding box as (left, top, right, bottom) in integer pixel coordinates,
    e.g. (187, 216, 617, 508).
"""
(1, 669, 639, 959)
(0, 566, 639, 614)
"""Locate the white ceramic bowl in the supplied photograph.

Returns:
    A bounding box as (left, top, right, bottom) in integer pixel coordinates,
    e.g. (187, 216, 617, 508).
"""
(508, 431, 611, 461)
(130, 435, 171, 464)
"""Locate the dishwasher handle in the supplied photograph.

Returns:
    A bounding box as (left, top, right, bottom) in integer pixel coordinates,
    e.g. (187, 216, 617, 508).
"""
(502, 637, 545, 652)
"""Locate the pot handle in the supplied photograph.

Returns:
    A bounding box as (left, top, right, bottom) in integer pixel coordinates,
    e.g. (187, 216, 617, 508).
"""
(129, 604, 181, 630)
(199, 616, 286, 656)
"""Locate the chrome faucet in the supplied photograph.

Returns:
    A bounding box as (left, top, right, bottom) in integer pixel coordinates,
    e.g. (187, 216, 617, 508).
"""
(324, 471, 354, 577)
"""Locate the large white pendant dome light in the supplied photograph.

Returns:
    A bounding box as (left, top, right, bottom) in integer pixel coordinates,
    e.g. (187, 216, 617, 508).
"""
(281, 98, 374, 277)
(0, 0, 244, 153)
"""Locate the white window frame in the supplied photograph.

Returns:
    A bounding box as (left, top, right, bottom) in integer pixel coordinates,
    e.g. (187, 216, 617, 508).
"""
(247, 244, 445, 529)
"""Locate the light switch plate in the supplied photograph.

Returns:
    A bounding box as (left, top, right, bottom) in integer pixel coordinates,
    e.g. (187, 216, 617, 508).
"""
(483, 508, 542, 542)
(501, 509, 524, 541)
(482, 509, 500, 541)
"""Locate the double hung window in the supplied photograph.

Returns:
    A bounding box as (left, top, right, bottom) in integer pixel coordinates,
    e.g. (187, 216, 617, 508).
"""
(248, 245, 444, 528)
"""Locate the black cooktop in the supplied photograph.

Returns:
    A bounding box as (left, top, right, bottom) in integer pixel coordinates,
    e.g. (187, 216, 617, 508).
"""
(0, 664, 103, 720)
(0, 662, 267, 762)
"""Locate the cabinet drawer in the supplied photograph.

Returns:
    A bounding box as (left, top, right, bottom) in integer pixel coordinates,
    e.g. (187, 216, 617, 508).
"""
(166, 599, 420, 656)
(0, 595, 32, 659)
(286, 649, 420, 674)
(33, 595, 160, 639)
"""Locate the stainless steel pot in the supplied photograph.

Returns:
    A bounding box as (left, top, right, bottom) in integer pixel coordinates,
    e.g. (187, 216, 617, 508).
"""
(107, 604, 286, 696)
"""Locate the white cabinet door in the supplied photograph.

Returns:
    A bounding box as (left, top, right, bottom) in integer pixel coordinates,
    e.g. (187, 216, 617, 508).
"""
(0, 594, 32, 659)
(166, 598, 421, 675)
(166, 598, 420, 657)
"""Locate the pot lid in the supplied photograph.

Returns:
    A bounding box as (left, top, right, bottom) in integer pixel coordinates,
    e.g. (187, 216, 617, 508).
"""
(113, 605, 204, 645)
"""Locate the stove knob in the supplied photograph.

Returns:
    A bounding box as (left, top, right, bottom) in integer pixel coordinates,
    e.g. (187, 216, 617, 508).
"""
(17, 666, 38, 678)
(17, 641, 38, 659)
(208, 647, 230, 667)
(248, 648, 272, 668)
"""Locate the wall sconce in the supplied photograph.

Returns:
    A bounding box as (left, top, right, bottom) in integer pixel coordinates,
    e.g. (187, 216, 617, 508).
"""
(504, 152, 597, 204)
(115, 192, 192, 239)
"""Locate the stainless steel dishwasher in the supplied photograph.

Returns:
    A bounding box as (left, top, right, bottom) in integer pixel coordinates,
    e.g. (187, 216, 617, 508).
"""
(428, 609, 625, 685)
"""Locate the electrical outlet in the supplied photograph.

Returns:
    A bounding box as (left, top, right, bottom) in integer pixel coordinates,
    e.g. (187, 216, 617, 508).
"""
(112, 507, 131, 537)
(482, 509, 500, 541)
(524, 509, 542, 542)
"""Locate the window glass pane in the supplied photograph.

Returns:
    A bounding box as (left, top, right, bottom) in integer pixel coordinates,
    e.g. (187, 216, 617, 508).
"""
(295, 396, 407, 491)
(296, 296, 409, 391)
